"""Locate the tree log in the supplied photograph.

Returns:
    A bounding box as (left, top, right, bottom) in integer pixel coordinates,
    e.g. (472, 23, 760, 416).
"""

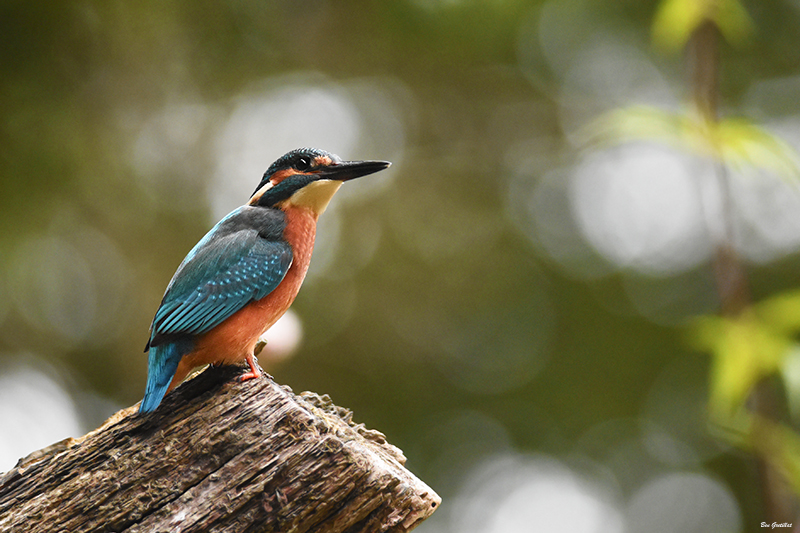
(0, 365, 440, 532)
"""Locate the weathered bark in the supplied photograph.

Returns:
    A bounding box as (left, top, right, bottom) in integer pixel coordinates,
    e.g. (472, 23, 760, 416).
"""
(0, 365, 440, 532)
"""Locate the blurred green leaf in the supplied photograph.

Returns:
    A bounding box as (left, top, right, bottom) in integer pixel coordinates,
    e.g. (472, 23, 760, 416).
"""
(763, 291, 800, 424)
(584, 105, 688, 147)
(716, 118, 800, 180)
(585, 106, 800, 181)
(755, 290, 800, 335)
(693, 311, 790, 419)
(696, 291, 800, 476)
(715, 0, 755, 45)
(652, 0, 709, 52)
(782, 348, 800, 423)
(652, 0, 753, 52)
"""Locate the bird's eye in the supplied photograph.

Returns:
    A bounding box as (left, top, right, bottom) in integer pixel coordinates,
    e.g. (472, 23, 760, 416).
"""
(295, 156, 312, 171)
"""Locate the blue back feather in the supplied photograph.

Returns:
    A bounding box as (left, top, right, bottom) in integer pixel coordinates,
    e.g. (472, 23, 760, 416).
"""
(148, 207, 293, 347)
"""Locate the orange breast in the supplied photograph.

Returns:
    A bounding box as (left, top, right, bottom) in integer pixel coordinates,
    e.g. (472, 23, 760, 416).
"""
(170, 206, 319, 387)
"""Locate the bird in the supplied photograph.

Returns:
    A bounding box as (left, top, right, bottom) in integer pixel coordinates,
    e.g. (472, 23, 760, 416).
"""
(139, 148, 390, 413)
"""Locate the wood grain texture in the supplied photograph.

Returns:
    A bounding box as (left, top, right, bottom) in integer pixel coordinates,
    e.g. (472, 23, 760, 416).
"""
(0, 365, 440, 532)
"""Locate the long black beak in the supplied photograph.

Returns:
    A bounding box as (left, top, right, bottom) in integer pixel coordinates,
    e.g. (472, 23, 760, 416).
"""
(319, 159, 391, 181)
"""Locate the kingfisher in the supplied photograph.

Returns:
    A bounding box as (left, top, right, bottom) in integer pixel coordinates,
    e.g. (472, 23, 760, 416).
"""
(139, 148, 390, 413)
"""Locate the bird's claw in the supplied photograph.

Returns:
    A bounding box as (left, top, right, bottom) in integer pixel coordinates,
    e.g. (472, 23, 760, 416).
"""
(238, 353, 263, 382)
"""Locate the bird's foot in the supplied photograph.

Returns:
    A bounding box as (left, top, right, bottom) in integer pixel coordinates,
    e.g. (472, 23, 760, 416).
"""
(238, 353, 263, 382)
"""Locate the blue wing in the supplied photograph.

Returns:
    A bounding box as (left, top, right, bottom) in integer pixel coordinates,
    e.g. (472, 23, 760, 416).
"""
(148, 224, 292, 348)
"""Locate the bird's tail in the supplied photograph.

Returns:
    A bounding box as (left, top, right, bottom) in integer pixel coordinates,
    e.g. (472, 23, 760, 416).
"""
(139, 341, 188, 413)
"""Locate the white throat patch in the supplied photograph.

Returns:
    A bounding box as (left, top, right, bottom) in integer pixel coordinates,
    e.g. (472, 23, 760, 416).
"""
(287, 179, 343, 215)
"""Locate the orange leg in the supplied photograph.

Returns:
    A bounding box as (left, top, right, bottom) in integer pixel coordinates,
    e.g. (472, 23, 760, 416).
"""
(239, 353, 262, 381)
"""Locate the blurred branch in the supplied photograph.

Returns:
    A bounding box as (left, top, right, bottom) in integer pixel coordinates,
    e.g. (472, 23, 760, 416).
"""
(686, 13, 798, 525)
(0, 366, 440, 533)
(687, 20, 750, 316)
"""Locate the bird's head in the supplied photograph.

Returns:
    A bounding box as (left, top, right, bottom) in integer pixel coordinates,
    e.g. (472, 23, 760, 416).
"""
(249, 148, 390, 216)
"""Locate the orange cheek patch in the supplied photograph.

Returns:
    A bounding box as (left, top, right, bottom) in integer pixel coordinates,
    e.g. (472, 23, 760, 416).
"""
(270, 169, 296, 184)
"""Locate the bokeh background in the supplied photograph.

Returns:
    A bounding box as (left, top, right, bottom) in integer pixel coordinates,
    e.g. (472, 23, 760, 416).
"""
(3, 1, 800, 531)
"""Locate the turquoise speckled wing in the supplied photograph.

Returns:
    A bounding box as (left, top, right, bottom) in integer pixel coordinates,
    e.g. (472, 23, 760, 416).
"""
(148, 229, 292, 347)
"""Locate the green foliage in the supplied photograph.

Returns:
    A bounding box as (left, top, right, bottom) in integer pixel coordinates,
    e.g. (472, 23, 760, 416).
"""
(601, 0, 800, 509)
(585, 105, 800, 180)
(716, 118, 800, 179)
(692, 291, 800, 499)
(652, 0, 753, 52)
(691, 294, 800, 419)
